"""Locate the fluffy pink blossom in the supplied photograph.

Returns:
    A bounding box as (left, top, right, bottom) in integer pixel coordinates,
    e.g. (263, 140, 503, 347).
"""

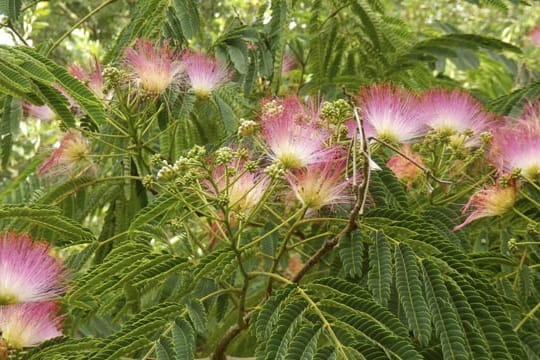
(386, 145, 424, 189)
(22, 103, 56, 121)
(420, 88, 493, 147)
(261, 96, 334, 169)
(281, 53, 297, 73)
(0, 233, 65, 305)
(209, 161, 269, 215)
(37, 130, 94, 178)
(520, 100, 540, 124)
(69, 58, 106, 98)
(286, 157, 351, 210)
(357, 84, 427, 143)
(489, 103, 540, 178)
(124, 39, 183, 95)
(182, 51, 230, 97)
(453, 180, 516, 231)
(0, 302, 63, 348)
(529, 25, 540, 47)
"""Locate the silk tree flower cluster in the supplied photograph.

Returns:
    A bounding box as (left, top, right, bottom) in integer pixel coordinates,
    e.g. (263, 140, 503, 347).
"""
(124, 39, 230, 96)
(0, 233, 65, 352)
(69, 59, 108, 100)
(259, 96, 353, 211)
(37, 129, 95, 180)
(153, 96, 355, 247)
(350, 84, 540, 230)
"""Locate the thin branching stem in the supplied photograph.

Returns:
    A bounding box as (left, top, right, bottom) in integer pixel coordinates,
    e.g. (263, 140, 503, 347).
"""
(369, 137, 452, 186)
(291, 101, 370, 283)
(46, 0, 119, 56)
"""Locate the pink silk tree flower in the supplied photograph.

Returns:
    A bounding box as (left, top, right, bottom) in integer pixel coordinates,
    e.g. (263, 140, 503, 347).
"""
(69, 58, 106, 98)
(261, 97, 334, 169)
(22, 103, 56, 121)
(386, 145, 424, 189)
(357, 84, 427, 143)
(529, 25, 540, 47)
(124, 39, 183, 95)
(286, 158, 352, 210)
(0, 302, 63, 348)
(420, 88, 493, 147)
(453, 180, 516, 231)
(489, 106, 540, 179)
(0, 233, 65, 305)
(209, 161, 269, 215)
(520, 100, 540, 125)
(281, 53, 297, 74)
(181, 51, 230, 97)
(37, 130, 94, 178)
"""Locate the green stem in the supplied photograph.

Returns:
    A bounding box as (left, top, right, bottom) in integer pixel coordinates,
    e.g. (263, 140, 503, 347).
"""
(287, 232, 334, 250)
(46, 0, 119, 56)
(521, 191, 540, 208)
(239, 207, 306, 251)
(21, 0, 47, 12)
(522, 175, 540, 192)
(265, 207, 308, 295)
(512, 208, 537, 224)
(51, 175, 141, 204)
(514, 301, 540, 332)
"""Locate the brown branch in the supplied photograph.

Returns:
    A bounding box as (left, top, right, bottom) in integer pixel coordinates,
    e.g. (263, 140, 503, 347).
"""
(211, 312, 253, 360)
(293, 102, 371, 283)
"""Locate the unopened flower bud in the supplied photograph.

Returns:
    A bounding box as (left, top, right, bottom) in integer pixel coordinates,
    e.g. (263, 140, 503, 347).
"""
(262, 100, 284, 117)
(187, 145, 206, 160)
(238, 119, 258, 136)
(507, 238, 518, 251)
(103, 66, 125, 88)
(264, 161, 285, 179)
(215, 147, 234, 164)
(142, 175, 154, 188)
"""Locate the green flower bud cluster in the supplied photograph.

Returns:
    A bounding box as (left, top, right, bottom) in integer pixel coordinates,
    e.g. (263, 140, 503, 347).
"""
(238, 119, 259, 136)
(103, 66, 126, 89)
(264, 161, 286, 179)
(321, 99, 353, 125)
(245, 160, 259, 173)
(142, 175, 154, 189)
(215, 147, 234, 164)
(156, 157, 201, 181)
(507, 238, 518, 251)
(262, 100, 284, 117)
(527, 222, 539, 234)
(187, 145, 207, 160)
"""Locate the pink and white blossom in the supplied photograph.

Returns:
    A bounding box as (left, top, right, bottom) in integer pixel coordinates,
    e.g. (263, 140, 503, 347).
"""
(0, 233, 65, 305)
(286, 157, 351, 210)
(386, 145, 424, 189)
(489, 103, 540, 178)
(37, 130, 94, 178)
(281, 53, 297, 74)
(357, 84, 427, 143)
(261, 96, 334, 169)
(124, 39, 183, 95)
(0, 302, 63, 348)
(420, 88, 493, 147)
(209, 161, 269, 214)
(22, 103, 56, 121)
(182, 51, 230, 97)
(453, 180, 516, 231)
(69, 58, 106, 98)
(529, 25, 540, 47)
